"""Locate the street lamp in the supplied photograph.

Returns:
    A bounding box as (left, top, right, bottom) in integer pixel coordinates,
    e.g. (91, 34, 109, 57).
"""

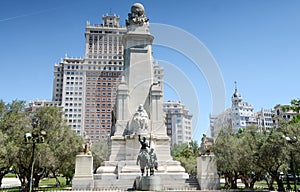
(24, 118, 46, 192)
(283, 135, 297, 192)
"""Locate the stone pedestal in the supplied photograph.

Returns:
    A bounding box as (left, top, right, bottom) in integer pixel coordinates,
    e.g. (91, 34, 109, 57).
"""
(135, 176, 162, 191)
(197, 155, 220, 190)
(72, 154, 94, 190)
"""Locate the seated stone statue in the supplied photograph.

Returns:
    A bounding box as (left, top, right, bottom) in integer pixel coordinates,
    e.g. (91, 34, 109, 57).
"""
(199, 134, 214, 156)
(133, 104, 149, 130)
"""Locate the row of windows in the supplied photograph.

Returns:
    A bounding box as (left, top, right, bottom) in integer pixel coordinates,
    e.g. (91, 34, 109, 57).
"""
(88, 30, 124, 34)
(65, 87, 82, 91)
(87, 76, 119, 80)
(86, 119, 111, 123)
(65, 97, 83, 101)
(86, 108, 111, 113)
(87, 61, 123, 65)
(86, 103, 112, 107)
(86, 92, 116, 96)
(85, 114, 111, 118)
(86, 82, 116, 87)
(85, 97, 112, 102)
(88, 72, 121, 76)
(65, 103, 82, 107)
(67, 65, 82, 70)
(65, 92, 83, 95)
(68, 119, 82, 123)
(65, 114, 82, 118)
(66, 81, 83, 85)
(66, 72, 84, 76)
(86, 98, 112, 102)
(85, 130, 111, 134)
(86, 87, 115, 91)
(66, 76, 83, 80)
(65, 108, 82, 112)
(86, 124, 111, 128)
(89, 51, 122, 55)
(234, 107, 254, 112)
(87, 55, 122, 59)
(88, 43, 122, 48)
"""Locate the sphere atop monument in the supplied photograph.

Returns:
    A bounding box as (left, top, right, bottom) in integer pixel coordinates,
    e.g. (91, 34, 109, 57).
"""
(131, 3, 145, 16)
(126, 3, 149, 26)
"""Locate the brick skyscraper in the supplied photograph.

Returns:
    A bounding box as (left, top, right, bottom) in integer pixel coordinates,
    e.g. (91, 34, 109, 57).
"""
(52, 15, 126, 142)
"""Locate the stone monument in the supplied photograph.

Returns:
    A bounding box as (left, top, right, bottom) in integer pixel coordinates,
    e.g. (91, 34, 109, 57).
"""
(72, 133, 94, 190)
(197, 134, 220, 190)
(94, 3, 188, 190)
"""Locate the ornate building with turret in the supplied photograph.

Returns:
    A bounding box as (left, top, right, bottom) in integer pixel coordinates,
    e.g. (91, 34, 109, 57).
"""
(231, 82, 256, 132)
(210, 82, 256, 135)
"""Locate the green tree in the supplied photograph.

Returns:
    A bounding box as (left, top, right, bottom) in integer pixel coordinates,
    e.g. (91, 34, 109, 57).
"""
(91, 140, 108, 173)
(253, 128, 288, 191)
(0, 100, 30, 189)
(0, 100, 84, 190)
(281, 121, 300, 190)
(283, 99, 300, 124)
(171, 141, 198, 176)
(214, 129, 240, 189)
(32, 106, 83, 187)
(0, 100, 10, 187)
(215, 127, 267, 189)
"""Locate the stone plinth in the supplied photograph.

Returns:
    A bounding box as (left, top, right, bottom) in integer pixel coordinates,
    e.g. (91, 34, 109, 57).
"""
(135, 176, 162, 191)
(72, 154, 94, 190)
(197, 155, 220, 190)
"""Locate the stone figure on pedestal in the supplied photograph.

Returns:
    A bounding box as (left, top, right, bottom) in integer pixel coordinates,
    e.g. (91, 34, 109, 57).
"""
(197, 133, 220, 190)
(199, 134, 214, 156)
(82, 131, 92, 155)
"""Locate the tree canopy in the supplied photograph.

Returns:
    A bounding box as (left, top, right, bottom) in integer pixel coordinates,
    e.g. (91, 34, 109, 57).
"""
(171, 140, 199, 176)
(0, 100, 84, 190)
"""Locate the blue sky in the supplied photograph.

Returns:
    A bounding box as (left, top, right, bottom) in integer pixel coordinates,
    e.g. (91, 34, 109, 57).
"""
(1, 0, 300, 141)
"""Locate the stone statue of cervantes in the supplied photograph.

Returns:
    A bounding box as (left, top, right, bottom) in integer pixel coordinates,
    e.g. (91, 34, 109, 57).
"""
(133, 104, 149, 130)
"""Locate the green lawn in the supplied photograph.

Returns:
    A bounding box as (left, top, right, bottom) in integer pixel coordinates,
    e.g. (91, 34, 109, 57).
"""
(2, 175, 70, 191)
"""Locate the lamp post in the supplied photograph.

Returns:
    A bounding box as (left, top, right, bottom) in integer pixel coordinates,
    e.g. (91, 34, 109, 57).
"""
(24, 118, 46, 192)
(283, 135, 297, 192)
(148, 82, 159, 146)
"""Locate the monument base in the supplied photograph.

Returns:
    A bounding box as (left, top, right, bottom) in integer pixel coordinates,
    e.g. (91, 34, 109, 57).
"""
(72, 154, 94, 190)
(197, 155, 220, 190)
(94, 173, 192, 190)
(135, 176, 162, 191)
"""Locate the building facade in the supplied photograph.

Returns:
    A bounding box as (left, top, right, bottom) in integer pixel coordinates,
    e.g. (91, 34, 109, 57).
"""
(26, 100, 61, 113)
(210, 83, 257, 135)
(272, 104, 298, 127)
(255, 108, 274, 132)
(52, 14, 126, 142)
(231, 84, 256, 132)
(163, 101, 193, 146)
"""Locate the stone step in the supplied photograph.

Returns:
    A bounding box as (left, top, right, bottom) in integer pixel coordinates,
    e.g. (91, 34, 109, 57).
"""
(93, 177, 201, 191)
(185, 178, 200, 190)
